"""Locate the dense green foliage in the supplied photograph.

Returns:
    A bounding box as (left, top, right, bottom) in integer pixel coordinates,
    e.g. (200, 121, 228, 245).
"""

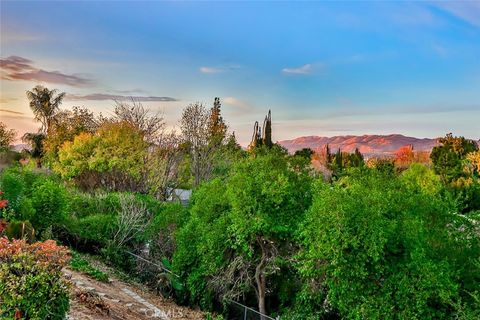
(30, 179, 69, 233)
(430, 133, 478, 183)
(298, 169, 480, 319)
(174, 151, 313, 314)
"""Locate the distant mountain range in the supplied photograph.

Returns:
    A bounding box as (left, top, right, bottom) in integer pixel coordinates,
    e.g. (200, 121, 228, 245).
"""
(279, 134, 441, 157)
(12, 144, 29, 152)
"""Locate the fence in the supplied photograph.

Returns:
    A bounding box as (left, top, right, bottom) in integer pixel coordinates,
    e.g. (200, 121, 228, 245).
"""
(226, 299, 278, 320)
(125, 250, 279, 319)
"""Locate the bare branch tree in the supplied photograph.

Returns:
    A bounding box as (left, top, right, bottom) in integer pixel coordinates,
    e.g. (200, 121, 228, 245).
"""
(180, 102, 216, 187)
(113, 194, 150, 248)
(113, 99, 165, 143)
(146, 131, 184, 200)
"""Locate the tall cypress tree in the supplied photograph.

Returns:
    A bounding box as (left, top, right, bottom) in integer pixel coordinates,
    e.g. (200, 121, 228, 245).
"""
(248, 110, 273, 152)
(248, 121, 262, 151)
(353, 148, 364, 167)
(208, 97, 227, 147)
(326, 144, 332, 165)
(334, 148, 343, 175)
(262, 110, 272, 148)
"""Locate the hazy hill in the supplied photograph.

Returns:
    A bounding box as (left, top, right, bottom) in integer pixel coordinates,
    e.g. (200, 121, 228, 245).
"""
(12, 144, 29, 152)
(279, 134, 439, 157)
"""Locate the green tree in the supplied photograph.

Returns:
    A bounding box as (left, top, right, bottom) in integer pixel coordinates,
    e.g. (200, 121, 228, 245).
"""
(350, 147, 364, 167)
(262, 110, 272, 148)
(248, 121, 263, 151)
(466, 150, 480, 177)
(248, 110, 273, 152)
(430, 133, 478, 183)
(298, 169, 477, 319)
(0, 121, 16, 152)
(22, 132, 46, 168)
(174, 152, 312, 315)
(293, 148, 314, 159)
(26, 85, 65, 133)
(400, 163, 442, 195)
(207, 97, 227, 147)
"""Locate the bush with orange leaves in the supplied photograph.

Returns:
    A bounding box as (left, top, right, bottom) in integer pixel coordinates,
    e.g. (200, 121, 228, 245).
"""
(0, 237, 71, 320)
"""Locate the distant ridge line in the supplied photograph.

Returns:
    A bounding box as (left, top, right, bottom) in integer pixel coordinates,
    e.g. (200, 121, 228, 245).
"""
(278, 134, 440, 156)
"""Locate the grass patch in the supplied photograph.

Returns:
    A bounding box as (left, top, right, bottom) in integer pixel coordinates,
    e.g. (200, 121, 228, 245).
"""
(70, 251, 109, 282)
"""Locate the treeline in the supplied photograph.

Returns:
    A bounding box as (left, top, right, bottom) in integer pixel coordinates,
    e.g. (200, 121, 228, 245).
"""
(0, 85, 479, 319)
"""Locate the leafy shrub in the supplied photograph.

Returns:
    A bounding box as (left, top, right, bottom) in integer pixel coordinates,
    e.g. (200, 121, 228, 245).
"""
(0, 237, 71, 319)
(30, 180, 68, 232)
(93, 192, 123, 215)
(62, 214, 116, 250)
(400, 163, 442, 195)
(20, 169, 47, 197)
(95, 192, 160, 216)
(18, 198, 36, 222)
(449, 177, 480, 213)
(145, 202, 188, 260)
(70, 251, 109, 282)
(0, 169, 25, 214)
(0, 168, 46, 221)
(66, 190, 98, 218)
(5, 220, 35, 243)
(136, 203, 187, 295)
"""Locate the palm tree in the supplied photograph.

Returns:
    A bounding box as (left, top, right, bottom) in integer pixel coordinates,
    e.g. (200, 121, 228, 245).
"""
(26, 85, 65, 133)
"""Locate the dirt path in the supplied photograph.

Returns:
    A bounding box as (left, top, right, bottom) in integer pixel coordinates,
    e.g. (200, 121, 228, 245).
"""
(65, 268, 204, 320)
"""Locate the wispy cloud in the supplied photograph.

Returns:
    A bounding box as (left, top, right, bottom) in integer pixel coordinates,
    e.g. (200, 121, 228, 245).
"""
(223, 96, 254, 116)
(199, 65, 240, 74)
(111, 88, 147, 95)
(0, 56, 92, 87)
(0, 97, 18, 104)
(282, 64, 313, 75)
(0, 108, 24, 115)
(434, 1, 480, 27)
(0, 30, 46, 44)
(66, 93, 178, 102)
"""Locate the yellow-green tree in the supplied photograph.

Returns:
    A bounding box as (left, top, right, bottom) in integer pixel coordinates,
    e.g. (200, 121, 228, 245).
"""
(43, 107, 97, 163)
(56, 121, 147, 190)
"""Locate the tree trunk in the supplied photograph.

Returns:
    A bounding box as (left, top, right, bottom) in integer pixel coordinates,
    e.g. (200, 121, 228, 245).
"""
(257, 277, 266, 318)
(255, 237, 268, 319)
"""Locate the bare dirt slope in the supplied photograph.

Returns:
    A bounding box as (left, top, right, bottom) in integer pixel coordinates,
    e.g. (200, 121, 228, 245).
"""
(65, 268, 203, 320)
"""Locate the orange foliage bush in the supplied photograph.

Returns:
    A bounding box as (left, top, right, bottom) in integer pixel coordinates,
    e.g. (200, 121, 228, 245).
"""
(0, 237, 71, 319)
(0, 237, 70, 267)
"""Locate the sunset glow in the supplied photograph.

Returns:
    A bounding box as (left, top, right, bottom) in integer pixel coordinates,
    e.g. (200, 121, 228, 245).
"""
(1, 1, 479, 144)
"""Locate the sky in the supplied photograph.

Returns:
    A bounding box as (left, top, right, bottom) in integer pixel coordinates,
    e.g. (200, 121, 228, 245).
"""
(1, 1, 479, 146)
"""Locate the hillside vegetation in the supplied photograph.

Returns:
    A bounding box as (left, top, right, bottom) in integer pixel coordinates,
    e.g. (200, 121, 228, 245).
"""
(0, 86, 479, 319)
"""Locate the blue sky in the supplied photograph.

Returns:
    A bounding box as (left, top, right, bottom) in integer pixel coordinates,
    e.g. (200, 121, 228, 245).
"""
(1, 1, 479, 145)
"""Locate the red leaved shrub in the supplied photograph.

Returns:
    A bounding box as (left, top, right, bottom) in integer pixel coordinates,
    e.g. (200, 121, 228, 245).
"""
(0, 237, 71, 319)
